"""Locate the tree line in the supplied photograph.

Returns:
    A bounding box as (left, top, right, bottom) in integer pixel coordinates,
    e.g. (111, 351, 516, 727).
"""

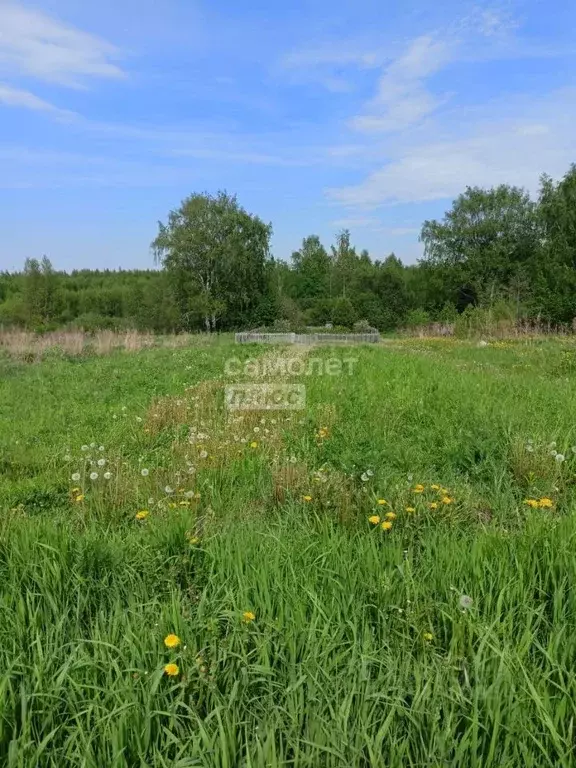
(1, 164, 575, 334)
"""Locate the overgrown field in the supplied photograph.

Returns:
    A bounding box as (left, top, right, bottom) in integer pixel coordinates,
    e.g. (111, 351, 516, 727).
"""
(1, 337, 576, 767)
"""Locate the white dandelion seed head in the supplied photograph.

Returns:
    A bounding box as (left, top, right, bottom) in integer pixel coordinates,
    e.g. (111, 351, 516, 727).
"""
(184, 490, 195, 498)
(165, 486, 173, 494)
(549, 441, 557, 449)
(99, 446, 105, 452)
(459, 594, 474, 610)
(188, 466, 196, 474)
(550, 450, 557, 457)
(90, 472, 98, 480)
(407, 473, 413, 482)
(289, 456, 297, 464)
(526, 445, 534, 452)
(71, 472, 81, 482)
(64, 455, 71, 462)
(103, 472, 112, 480)
(81, 445, 89, 452)
(253, 427, 260, 433)
(148, 497, 154, 505)
(199, 450, 208, 459)
(90, 443, 96, 449)
(97, 458, 106, 467)
(136, 416, 142, 423)
(240, 438, 247, 444)
(361, 472, 369, 482)
(366, 469, 374, 477)
(555, 453, 565, 462)
(141, 468, 149, 477)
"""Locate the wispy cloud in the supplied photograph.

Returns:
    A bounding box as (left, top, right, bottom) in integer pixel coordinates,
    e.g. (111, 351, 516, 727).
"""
(328, 89, 576, 207)
(350, 34, 451, 133)
(0, 2, 124, 87)
(0, 83, 77, 119)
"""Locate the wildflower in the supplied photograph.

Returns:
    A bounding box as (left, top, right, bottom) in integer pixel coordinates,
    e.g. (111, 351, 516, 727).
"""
(135, 510, 149, 520)
(366, 469, 374, 477)
(253, 427, 260, 433)
(549, 441, 557, 450)
(103, 472, 112, 480)
(289, 456, 297, 463)
(165, 486, 173, 494)
(361, 472, 370, 482)
(136, 417, 143, 423)
(555, 453, 565, 463)
(97, 458, 106, 467)
(526, 445, 534, 452)
(71, 472, 81, 482)
(550, 450, 557, 457)
(64, 455, 71, 462)
(381, 521, 393, 531)
(368, 515, 381, 525)
(81, 445, 89, 452)
(71, 487, 81, 494)
(459, 595, 474, 610)
(571, 446, 576, 454)
(89, 472, 98, 481)
(413, 484, 425, 493)
(405, 506, 416, 513)
(250, 441, 258, 448)
(164, 634, 181, 649)
(141, 468, 149, 477)
(90, 442, 96, 449)
(441, 496, 453, 504)
(431, 484, 440, 490)
(75, 494, 84, 503)
(377, 499, 387, 506)
(385, 511, 397, 520)
(429, 502, 438, 510)
(164, 663, 179, 677)
(188, 536, 200, 545)
(199, 450, 208, 459)
(303, 495, 312, 502)
(538, 497, 554, 508)
(242, 611, 256, 623)
(99, 446, 104, 452)
(524, 499, 539, 508)
(423, 632, 433, 642)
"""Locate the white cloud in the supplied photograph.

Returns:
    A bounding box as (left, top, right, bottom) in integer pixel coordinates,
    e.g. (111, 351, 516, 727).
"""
(350, 34, 452, 133)
(328, 89, 576, 206)
(0, 2, 124, 87)
(0, 82, 77, 118)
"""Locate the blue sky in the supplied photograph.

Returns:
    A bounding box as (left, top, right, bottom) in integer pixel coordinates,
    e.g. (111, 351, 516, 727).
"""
(0, 0, 575, 271)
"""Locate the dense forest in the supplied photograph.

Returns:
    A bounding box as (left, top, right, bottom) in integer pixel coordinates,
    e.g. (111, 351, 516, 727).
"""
(1, 164, 575, 334)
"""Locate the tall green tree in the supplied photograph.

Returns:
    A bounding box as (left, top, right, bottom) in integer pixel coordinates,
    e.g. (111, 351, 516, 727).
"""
(421, 185, 540, 306)
(152, 191, 272, 331)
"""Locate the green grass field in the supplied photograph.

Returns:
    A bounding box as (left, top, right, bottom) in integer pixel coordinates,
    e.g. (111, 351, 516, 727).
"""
(1, 337, 576, 767)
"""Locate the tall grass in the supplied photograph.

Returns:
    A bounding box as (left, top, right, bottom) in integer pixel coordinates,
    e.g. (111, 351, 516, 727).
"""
(1, 339, 576, 765)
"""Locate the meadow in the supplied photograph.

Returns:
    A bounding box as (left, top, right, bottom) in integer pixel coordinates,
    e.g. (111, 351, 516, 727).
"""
(1, 335, 576, 767)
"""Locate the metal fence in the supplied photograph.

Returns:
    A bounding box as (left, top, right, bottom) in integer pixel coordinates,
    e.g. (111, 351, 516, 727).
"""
(235, 332, 380, 345)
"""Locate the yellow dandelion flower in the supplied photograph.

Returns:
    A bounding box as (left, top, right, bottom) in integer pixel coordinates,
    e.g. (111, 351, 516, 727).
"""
(431, 484, 440, 491)
(188, 536, 200, 545)
(135, 510, 149, 520)
(377, 499, 388, 506)
(405, 506, 416, 513)
(250, 441, 258, 448)
(242, 611, 256, 622)
(164, 634, 181, 649)
(71, 487, 81, 494)
(538, 497, 554, 508)
(368, 515, 381, 525)
(303, 495, 312, 502)
(441, 496, 453, 504)
(440, 488, 449, 495)
(164, 663, 180, 677)
(429, 502, 438, 510)
(413, 484, 425, 493)
(385, 511, 397, 520)
(194, 492, 201, 499)
(168, 502, 177, 509)
(75, 494, 85, 503)
(381, 521, 393, 531)
(524, 499, 539, 508)
(423, 632, 433, 642)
